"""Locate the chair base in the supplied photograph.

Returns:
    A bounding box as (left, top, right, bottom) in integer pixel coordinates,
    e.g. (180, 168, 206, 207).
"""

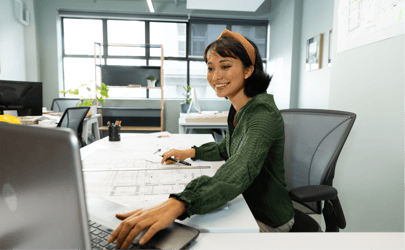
(290, 209, 322, 232)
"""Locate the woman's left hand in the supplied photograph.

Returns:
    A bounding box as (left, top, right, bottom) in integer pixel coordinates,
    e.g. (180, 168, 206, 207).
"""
(108, 197, 187, 249)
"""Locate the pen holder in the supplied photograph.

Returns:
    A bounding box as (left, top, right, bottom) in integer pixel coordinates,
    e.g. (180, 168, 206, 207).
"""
(108, 126, 121, 141)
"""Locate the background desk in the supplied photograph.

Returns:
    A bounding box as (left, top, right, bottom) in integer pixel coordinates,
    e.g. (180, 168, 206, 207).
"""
(178, 113, 227, 141)
(27, 114, 101, 144)
(81, 133, 259, 234)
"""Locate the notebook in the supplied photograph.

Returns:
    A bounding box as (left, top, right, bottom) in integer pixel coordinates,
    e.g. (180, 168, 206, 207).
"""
(0, 122, 199, 249)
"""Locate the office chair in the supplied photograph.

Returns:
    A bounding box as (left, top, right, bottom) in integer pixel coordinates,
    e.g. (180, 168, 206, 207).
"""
(280, 109, 356, 232)
(51, 98, 82, 113)
(57, 107, 90, 147)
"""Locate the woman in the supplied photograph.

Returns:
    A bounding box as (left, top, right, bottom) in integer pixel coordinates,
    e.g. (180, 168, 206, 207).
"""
(108, 30, 295, 249)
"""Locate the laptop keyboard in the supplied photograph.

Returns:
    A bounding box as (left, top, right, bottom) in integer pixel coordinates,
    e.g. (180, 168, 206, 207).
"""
(88, 220, 156, 249)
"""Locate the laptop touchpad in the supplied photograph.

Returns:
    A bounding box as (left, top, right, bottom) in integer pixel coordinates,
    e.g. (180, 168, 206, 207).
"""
(86, 194, 134, 229)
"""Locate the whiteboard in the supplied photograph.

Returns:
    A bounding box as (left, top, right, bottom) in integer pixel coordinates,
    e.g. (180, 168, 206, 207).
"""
(337, 0, 404, 53)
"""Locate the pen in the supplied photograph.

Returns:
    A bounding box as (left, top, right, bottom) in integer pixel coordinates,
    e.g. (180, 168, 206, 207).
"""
(160, 155, 191, 166)
(157, 135, 169, 138)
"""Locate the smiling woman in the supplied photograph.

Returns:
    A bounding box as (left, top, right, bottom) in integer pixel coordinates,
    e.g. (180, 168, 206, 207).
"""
(203, 31, 271, 100)
(108, 29, 294, 249)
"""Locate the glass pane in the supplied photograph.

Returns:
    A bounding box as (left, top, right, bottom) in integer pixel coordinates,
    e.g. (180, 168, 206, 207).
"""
(232, 25, 267, 59)
(107, 59, 146, 66)
(150, 47, 163, 58)
(150, 60, 186, 99)
(107, 20, 145, 56)
(189, 61, 217, 99)
(150, 22, 186, 57)
(64, 19, 103, 55)
(63, 58, 98, 98)
(190, 24, 226, 57)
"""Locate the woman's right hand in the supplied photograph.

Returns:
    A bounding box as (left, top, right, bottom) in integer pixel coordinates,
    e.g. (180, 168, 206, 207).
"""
(161, 148, 195, 165)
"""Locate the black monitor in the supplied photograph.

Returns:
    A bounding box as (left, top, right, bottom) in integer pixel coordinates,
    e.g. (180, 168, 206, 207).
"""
(0, 80, 43, 116)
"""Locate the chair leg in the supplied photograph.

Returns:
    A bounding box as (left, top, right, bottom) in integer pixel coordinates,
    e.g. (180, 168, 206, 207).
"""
(323, 200, 339, 232)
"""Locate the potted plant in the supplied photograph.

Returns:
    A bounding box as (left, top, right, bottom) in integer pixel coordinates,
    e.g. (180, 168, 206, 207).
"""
(59, 81, 109, 117)
(180, 85, 192, 113)
(146, 76, 157, 88)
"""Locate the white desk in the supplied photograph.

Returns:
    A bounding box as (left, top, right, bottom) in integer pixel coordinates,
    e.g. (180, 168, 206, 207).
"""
(191, 232, 404, 249)
(81, 133, 259, 234)
(80, 133, 405, 249)
(178, 113, 227, 137)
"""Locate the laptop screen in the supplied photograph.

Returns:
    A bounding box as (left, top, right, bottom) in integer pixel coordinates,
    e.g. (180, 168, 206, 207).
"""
(0, 123, 90, 249)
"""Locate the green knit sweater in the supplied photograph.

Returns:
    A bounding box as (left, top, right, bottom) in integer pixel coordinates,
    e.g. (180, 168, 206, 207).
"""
(170, 93, 295, 228)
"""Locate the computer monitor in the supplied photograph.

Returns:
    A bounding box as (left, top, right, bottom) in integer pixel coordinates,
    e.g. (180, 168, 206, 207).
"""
(0, 80, 43, 116)
(187, 88, 201, 114)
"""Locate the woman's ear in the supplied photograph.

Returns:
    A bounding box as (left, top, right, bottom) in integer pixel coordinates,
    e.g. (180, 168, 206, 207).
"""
(244, 65, 254, 79)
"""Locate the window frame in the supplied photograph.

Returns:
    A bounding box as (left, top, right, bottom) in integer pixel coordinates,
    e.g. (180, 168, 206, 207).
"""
(61, 15, 268, 99)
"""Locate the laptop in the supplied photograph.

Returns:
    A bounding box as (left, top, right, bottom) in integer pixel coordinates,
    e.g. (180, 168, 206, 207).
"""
(0, 122, 199, 249)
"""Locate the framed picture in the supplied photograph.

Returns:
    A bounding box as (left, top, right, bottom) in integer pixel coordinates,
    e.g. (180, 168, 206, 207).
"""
(328, 29, 332, 67)
(306, 33, 323, 71)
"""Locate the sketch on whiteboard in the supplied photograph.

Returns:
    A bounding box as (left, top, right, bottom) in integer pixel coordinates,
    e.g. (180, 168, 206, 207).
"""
(337, 0, 404, 53)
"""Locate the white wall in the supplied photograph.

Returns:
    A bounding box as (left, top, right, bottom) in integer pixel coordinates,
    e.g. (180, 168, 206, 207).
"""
(23, 0, 39, 81)
(0, 0, 38, 81)
(0, 0, 26, 80)
(297, 0, 334, 108)
(267, 0, 297, 109)
(328, 0, 404, 232)
(269, 0, 404, 232)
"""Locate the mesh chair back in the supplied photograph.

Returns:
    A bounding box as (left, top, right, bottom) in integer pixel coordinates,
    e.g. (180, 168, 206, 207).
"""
(57, 107, 90, 144)
(280, 109, 356, 213)
(51, 98, 82, 113)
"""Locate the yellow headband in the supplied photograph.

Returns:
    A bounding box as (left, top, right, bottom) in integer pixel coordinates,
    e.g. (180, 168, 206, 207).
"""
(217, 29, 256, 65)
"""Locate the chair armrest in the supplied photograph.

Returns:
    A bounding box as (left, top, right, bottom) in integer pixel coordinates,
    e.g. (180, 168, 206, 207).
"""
(289, 185, 337, 203)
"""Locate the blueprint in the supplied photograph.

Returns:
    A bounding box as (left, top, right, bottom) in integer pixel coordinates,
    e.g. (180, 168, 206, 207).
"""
(337, 0, 404, 53)
(81, 132, 225, 209)
(83, 166, 215, 209)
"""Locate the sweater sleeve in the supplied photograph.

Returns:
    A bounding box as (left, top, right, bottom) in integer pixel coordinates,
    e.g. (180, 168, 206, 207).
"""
(190, 133, 228, 161)
(170, 106, 281, 218)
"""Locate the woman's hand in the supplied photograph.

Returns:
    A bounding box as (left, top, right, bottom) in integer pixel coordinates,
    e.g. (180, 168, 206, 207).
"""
(161, 148, 195, 165)
(108, 198, 187, 249)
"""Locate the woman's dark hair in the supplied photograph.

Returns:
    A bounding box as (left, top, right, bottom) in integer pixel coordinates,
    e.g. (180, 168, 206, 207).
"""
(203, 37, 272, 98)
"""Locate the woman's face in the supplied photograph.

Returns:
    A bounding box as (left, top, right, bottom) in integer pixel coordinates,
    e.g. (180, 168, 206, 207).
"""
(206, 50, 250, 100)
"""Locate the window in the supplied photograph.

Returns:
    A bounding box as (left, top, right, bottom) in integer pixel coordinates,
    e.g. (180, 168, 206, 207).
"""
(150, 22, 186, 57)
(232, 25, 267, 59)
(64, 19, 103, 55)
(61, 16, 268, 99)
(107, 20, 145, 56)
(190, 24, 226, 57)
